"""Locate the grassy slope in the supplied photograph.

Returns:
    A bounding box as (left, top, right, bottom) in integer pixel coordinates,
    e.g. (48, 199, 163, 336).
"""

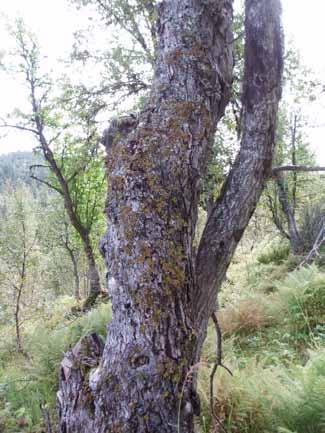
(1, 243, 325, 432)
(198, 242, 325, 433)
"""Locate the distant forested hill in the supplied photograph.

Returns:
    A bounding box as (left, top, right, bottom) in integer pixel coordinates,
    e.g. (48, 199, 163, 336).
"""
(0, 151, 41, 190)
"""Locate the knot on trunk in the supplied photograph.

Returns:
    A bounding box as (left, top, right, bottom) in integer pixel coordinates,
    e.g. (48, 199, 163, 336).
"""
(101, 114, 138, 152)
(60, 333, 104, 382)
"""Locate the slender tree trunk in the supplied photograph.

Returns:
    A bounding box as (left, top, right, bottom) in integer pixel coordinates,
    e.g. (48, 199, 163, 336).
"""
(14, 285, 23, 353)
(30, 86, 101, 309)
(57, 1, 283, 432)
(15, 226, 27, 354)
(291, 114, 298, 216)
(65, 243, 81, 300)
(82, 234, 101, 309)
(276, 176, 301, 254)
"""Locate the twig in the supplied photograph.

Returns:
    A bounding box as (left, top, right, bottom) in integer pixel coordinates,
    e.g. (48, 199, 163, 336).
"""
(0, 122, 39, 135)
(210, 313, 233, 415)
(29, 173, 64, 195)
(299, 216, 325, 268)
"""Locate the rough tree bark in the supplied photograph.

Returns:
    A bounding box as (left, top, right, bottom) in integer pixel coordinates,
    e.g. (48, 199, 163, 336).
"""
(57, 1, 283, 432)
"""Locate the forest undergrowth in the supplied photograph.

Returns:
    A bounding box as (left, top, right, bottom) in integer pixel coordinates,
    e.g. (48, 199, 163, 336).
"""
(1, 240, 325, 433)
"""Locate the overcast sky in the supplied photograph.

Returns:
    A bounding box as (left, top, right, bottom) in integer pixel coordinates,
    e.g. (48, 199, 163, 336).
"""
(0, 0, 324, 163)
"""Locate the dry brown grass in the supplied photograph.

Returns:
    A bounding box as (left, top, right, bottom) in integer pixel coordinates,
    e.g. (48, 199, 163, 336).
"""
(219, 297, 274, 337)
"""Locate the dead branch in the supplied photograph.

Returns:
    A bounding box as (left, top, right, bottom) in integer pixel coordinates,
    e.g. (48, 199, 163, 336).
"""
(272, 165, 325, 174)
(0, 123, 39, 135)
(210, 313, 233, 415)
(30, 173, 64, 195)
(299, 216, 325, 267)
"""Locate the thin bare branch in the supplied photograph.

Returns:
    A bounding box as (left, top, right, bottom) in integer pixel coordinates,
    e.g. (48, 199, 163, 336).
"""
(30, 174, 63, 195)
(30, 164, 50, 170)
(299, 216, 325, 267)
(48, 129, 67, 145)
(266, 192, 290, 240)
(0, 123, 39, 135)
(210, 312, 232, 428)
(272, 165, 325, 174)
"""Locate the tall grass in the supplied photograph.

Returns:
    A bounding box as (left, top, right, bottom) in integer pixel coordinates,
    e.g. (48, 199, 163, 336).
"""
(198, 262, 325, 433)
(0, 298, 111, 431)
(1, 255, 325, 433)
(277, 265, 325, 342)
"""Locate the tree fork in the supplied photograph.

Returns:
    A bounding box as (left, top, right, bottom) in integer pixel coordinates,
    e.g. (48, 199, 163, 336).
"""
(57, 1, 283, 432)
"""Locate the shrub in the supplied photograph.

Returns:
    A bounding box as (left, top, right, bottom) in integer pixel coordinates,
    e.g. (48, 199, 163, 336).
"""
(274, 350, 325, 433)
(299, 203, 325, 253)
(219, 296, 276, 337)
(199, 349, 325, 433)
(257, 242, 290, 265)
(277, 265, 325, 339)
(0, 298, 111, 431)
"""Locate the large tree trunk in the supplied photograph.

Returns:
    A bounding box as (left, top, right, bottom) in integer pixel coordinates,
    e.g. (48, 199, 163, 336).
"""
(57, 1, 283, 432)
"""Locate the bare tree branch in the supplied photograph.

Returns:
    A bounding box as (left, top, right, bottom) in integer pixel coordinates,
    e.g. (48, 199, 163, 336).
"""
(272, 165, 325, 174)
(30, 164, 50, 170)
(30, 173, 64, 195)
(48, 128, 69, 145)
(0, 123, 39, 135)
(210, 312, 232, 416)
(299, 216, 325, 267)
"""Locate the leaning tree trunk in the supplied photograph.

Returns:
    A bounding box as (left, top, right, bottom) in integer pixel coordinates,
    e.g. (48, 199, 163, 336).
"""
(33, 122, 102, 309)
(57, 1, 283, 433)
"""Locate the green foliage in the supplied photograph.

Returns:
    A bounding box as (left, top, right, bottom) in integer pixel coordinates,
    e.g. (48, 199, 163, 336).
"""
(201, 248, 325, 433)
(0, 298, 111, 432)
(202, 350, 325, 433)
(257, 242, 290, 265)
(277, 266, 325, 340)
(0, 4, 324, 433)
(298, 202, 325, 253)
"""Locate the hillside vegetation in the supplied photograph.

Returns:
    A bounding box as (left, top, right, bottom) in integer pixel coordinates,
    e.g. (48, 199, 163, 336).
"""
(0, 5, 324, 429)
(1, 234, 325, 433)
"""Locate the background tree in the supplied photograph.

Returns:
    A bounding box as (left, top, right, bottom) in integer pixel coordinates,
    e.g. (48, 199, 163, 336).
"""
(265, 50, 325, 254)
(0, 184, 41, 353)
(0, 20, 105, 309)
(0, 151, 41, 192)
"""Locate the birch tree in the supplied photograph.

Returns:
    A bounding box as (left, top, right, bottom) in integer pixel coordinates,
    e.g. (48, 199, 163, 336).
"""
(0, 185, 40, 353)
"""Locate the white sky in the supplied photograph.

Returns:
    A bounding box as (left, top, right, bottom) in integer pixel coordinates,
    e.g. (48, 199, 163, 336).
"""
(0, 0, 324, 163)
